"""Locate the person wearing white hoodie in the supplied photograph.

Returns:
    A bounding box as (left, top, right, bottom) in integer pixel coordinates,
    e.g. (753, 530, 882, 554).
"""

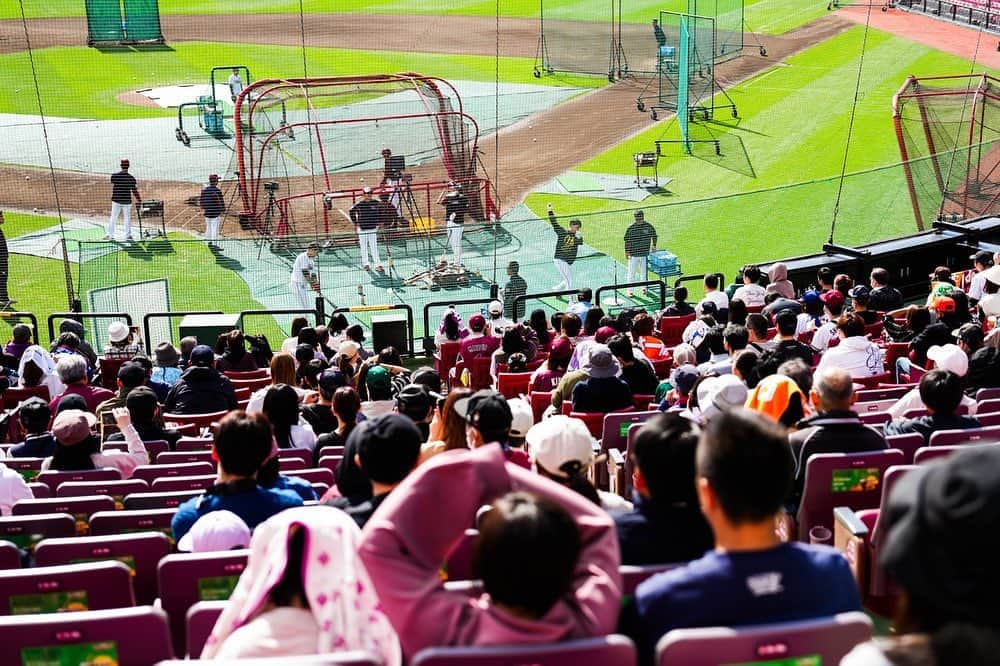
(815, 313, 884, 379)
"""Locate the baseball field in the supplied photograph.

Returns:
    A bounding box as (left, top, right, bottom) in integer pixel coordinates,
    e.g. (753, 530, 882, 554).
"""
(0, 0, 995, 342)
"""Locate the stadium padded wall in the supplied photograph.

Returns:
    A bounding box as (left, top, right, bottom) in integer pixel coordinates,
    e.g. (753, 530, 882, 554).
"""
(86, 0, 164, 46)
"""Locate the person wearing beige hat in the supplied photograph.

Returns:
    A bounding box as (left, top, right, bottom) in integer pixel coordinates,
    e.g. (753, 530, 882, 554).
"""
(527, 415, 631, 515)
(177, 510, 250, 553)
(42, 407, 148, 479)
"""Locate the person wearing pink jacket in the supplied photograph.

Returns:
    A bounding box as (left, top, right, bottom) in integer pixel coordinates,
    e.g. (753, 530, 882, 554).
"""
(359, 443, 622, 660)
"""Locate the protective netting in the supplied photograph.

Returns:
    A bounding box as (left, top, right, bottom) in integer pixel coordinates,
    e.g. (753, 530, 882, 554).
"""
(638, 12, 719, 119)
(894, 74, 1000, 229)
(234, 75, 492, 238)
(688, 0, 745, 63)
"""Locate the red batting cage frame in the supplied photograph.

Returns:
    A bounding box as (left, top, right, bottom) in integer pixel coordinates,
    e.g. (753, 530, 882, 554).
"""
(893, 73, 1000, 230)
(233, 73, 499, 238)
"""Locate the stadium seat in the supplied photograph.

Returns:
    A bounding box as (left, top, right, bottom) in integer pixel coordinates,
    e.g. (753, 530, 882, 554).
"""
(884, 433, 924, 465)
(285, 467, 335, 486)
(158, 550, 249, 656)
(317, 445, 345, 459)
(102, 439, 169, 462)
(855, 386, 910, 402)
(55, 478, 149, 499)
(185, 600, 227, 658)
(133, 462, 215, 484)
(0, 560, 135, 614)
(443, 528, 479, 582)
(469, 356, 492, 391)
(863, 322, 884, 339)
(228, 376, 271, 392)
(411, 634, 637, 666)
(858, 411, 891, 426)
(35, 532, 171, 605)
(977, 398, 1000, 414)
(97, 356, 130, 390)
(977, 411, 1000, 427)
(599, 411, 656, 490)
(656, 612, 872, 665)
(854, 373, 893, 390)
(434, 341, 462, 381)
(914, 441, 1000, 465)
(12, 496, 116, 536)
(497, 372, 532, 399)
(528, 391, 554, 423)
(569, 411, 632, 439)
(176, 437, 213, 451)
(35, 468, 121, 493)
(0, 513, 76, 554)
(834, 465, 918, 613)
(928, 425, 1000, 447)
(224, 369, 268, 380)
(156, 450, 214, 465)
(89, 508, 177, 538)
(157, 654, 383, 665)
(28, 482, 51, 498)
(650, 358, 672, 379)
(853, 398, 898, 414)
(0, 605, 174, 663)
(318, 455, 343, 476)
(3, 386, 50, 441)
(162, 411, 229, 433)
(278, 456, 308, 471)
(2, 456, 44, 482)
(0, 542, 20, 570)
(976, 387, 1000, 402)
(123, 490, 202, 510)
(658, 314, 695, 346)
(275, 448, 312, 467)
(151, 475, 217, 492)
(620, 563, 680, 596)
(792, 449, 904, 542)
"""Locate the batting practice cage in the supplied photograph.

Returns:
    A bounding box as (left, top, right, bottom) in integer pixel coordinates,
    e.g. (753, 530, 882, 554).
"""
(533, 0, 746, 80)
(85, 0, 164, 47)
(894, 73, 1000, 230)
(233, 74, 497, 240)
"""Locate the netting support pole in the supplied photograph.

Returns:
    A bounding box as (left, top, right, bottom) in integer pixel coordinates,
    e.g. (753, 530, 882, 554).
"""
(914, 91, 946, 195)
(892, 79, 925, 230)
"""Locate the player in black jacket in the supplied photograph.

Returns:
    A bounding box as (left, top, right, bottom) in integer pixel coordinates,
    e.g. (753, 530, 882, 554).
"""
(548, 203, 583, 290)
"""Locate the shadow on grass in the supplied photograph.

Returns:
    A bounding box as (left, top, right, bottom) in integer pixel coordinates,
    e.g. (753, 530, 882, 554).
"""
(93, 43, 175, 54)
(120, 237, 174, 261)
(208, 243, 244, 271)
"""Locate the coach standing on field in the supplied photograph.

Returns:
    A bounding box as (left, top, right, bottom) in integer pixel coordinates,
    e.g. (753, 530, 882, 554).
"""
(547, 203, 583, 291)
(105, 159, 141, 242)
(624, 209, 657, 297)
(350, 187, 383, 272)
(199, 174, 225, 242)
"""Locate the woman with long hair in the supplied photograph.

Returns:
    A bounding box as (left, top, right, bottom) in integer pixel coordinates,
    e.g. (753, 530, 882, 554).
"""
(421, 387, 472, 462)
(727, 298, 748, 326)
(261, 384, 316, 451)
(246, 353, 305, 413)
(528, 308, 553, 352)
(217, 330, 258, 372)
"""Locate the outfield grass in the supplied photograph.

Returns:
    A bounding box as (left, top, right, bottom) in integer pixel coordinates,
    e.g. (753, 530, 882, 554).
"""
(520, 27, 997, 279)
(0, 41, 599, 120)
(2, 0, 833, 35)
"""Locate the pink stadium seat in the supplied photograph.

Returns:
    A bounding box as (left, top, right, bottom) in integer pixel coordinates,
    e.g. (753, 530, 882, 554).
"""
(34, 532, 171, 605)
(157, 654, 382, 665)
(162, 410, 229, 432)
(2, 456, 44, 482)
(89, 508, 177, 538)
(35, 468, 121, 493)
(123, 490, 202, 510)
(158, 550, 249, 656)
(794, 449, 904, 542)
(0, 560, 135, 614)
(317, 445, 345, 459)
(0, 605, 174, 663)
(151, 475, 217, 492)
(102, 439, 169, 462)
(620, 563, 680, 596)
(656, 612, 872, 665)
(443, 528, 479, 582)
(133, 462, 215, 484)
(285, 467, 335, 486)
(599, 411, 657, 490)
(977, 411, 1000, 427)
(884, 433, 925, 465)
(659, 313, 695, 346)
(278, 456, 308, 472)
(12, 496, 116, 536)
(411, 634, 637, 666)
(28, 482, 51, 498)
(855, 386, 910, 402)
(176, 437, 213, 451)
(976, 387, 1000, 402)
(156, 450, 214, 465)
(528, 391, 554, 423)
(55, 478, 149, 499)
(185, 600, 227, 658)
(275, 448, 312, 467)
(497, 371, 532, 399)
(0, 542, 20, 570)
(977, 398, 1000, 414)
(318, 455, 343, 475)
(0, 513, 75, 554)
(853, 398, 898, 414)
(914, 441, 1000, 465)
(858, 411, 891, 426)
(928, 425, 1000, 447)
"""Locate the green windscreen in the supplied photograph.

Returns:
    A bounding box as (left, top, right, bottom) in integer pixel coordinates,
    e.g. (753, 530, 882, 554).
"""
(85, 0, 125, 44)
(122, 0, 163, 42)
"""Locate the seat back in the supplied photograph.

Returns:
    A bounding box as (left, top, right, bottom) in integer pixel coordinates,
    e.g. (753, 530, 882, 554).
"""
(568, 412, 609, 439)
(528, 391, 554, 424)
(3, 457, 45, 483)
(855, 385, 909, 402)
(151, 475, 217, 492)
(35, 468, 121, 493)
(659, 314, 696, 346)
(656, 612, 872, 666)
(89, 508, 177, 540)
(224, 368, 268, 380)
(443, 528, 479, 582)
(318, 455, 343, 476)
(101, 439, 169, 462)
(469, 356, 492, 391)
(175, 437, 213, 451)
(884, 433, 925, 465)
(915, 441, 1000, 465)
(928, 425, 1000, 447)
(55, 478, 148, 500)
(855, 372, 893, 390)
(977, 411, 1000, 427)
(0, 513, 75, 554)
(978, 398, 1000, 414)
(285, 467, 335, 485)
(156, 450, 214, 465)
(123, 490, 202, 510)
(162, 410, 229, 431)
(133, 462, 215, 484)
(3, 386, 50, 441)
(158, 550, 249, 656)
(229, 376, 271, 392)
(12, 496, 116, 536)
(797, 449, 904, 541)
(157, 654, 381, 665)
(28, 482, 51, 498)
(412, 634, 637, 666)
(34, 532, 171, 605)
(497, 372, 533, 399)
(620, 563, 681, 596)
(275, 448, 312, 467)
(185, 599, 227, 658)
(854, 398, 899, 415)
(0, 605, 173, 663)
(601, 411, 657, 452)
(869, 465, 920, 547)
(976, 387, 1000, 402)
(0, 560, 135, 614)
(0, 542, 18, 570)
(97, 356, 129, 389)
(434, 341, 462, 380)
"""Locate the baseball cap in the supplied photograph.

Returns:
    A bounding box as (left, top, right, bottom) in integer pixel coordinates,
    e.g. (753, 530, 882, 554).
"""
(208, 174, 219, 182)
(584, 346, 620, 379)
(819, 290, 845, 309)
(745, 374, 804, 423)
(365, 365, 391, 392)
(488, 300, 503, 315)
(927, 344, 969, 377)
(190, 345, 215, 367)
(982, 265, 1000, 286)
(454, 389, 512, 435)
(847, 285, 870, 300)
(880, 446, 1000, 625)
(468, 314, 486, 331)
(108, 321, 129, 343)
(972, 250, 994, 266)
(177, 510, 251, 553)
(319, 369, 349, 393)
(507, 397, 533, 439)
(669, 364, 700, 397)
(52, 409, 97, 446)
(931, 296, 956, 313)
(526, 415, 594, 479)
(634, 210, 644, 219)
(19, 396, 49, 421)
(550, 336, 573, 359)
(117, 362, 146, 388)
(120, 158, 129, 168)
(801, 289, 822, 305)
(56, 394, 88, 414)
(595, 326, 617, 344)
(396, 383, 438, 416)
(696, 375, 748, 422)
(954, 323, 985, 348)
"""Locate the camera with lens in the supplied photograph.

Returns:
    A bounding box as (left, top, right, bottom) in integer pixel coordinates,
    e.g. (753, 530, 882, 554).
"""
(264, 181, 280, 193)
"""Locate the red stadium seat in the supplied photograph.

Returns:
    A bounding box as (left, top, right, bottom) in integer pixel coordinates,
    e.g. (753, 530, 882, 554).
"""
(434, 341, 461, 381)
(35, 468, 121, 493)
(658, 314, 695, 346)
(156, 450, 214, 465)
(224, 369, 268, 380)
(0, 560, 135, 614)
(0, 542, 19, 570)
(412, 635, 637, 666)
(185, 600, 227, 658)
(528, 391, 554, 423)
(123, 490, 202, 511)
(497, 372, 532, 399)
(163, 410, 229, 433)
(133, 462, 215, 485)
(151, 475, 217, 492)
(89, 508, 177, 539)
